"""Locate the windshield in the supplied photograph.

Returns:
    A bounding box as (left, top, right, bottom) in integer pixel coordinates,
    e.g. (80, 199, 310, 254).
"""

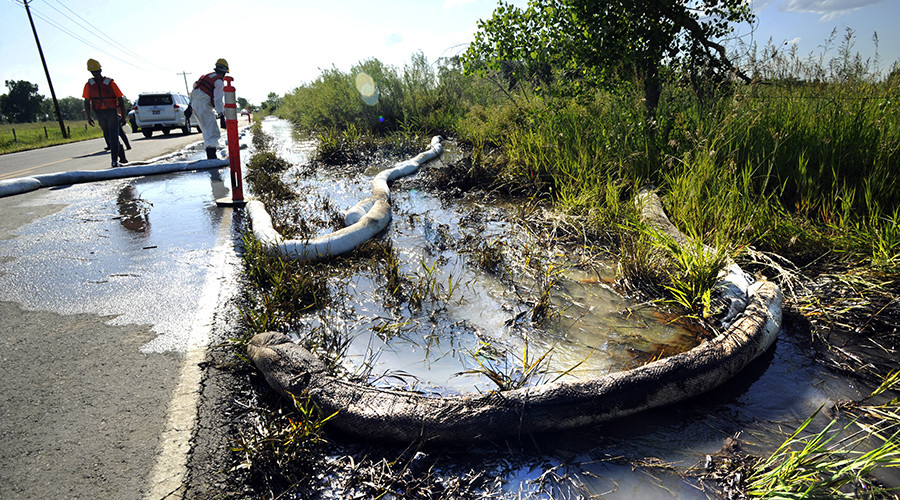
(138, 94, 173, 106)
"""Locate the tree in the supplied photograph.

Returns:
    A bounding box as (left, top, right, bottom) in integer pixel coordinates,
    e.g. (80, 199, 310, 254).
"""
(56, 96, 87, 121)
(39, 97, 54, 121)
(1, 79, 44, 123)
(261, 92, 283, 114)
(462, 0, 754, 117)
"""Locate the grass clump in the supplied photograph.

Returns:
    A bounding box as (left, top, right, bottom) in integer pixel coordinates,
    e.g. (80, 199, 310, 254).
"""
(244, 124, 316, 239)
(368, 240, 461, 312)
(237, 232, 328, 345)
(406, 259, 461, 311)
(249, 119, 272, 151)
(650, 228, 732, 320)
(697, 372, 900, 498)
(231, 392, 335, 494)
(245, 151, 295, 207)
(461, 340, 554, 392)
(744, 373, 900, 498)
(461, 338, 588, 392)
(473, 236, 506, 273)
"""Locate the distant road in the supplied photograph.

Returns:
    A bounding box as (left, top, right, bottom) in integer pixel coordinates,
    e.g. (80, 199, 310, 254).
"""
(0, 129, 204, 180)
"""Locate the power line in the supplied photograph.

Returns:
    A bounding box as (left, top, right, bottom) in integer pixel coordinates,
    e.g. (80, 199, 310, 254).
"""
(48, 0, 169, 72)
(51, 0, 141, 57)
(29, 7, 143, 69)
(9, 0, 172, 74)
(18, 1, 142, 70)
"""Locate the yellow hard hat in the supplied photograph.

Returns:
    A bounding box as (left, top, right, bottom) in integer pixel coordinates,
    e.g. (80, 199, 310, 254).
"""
(87, 58, 101, 72)
(215, 58, 229, 73)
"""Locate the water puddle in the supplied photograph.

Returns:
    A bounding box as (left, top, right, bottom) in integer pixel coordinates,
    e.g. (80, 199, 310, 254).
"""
(252, 119, 885, 498)
(0, 142, 243, 353)
(258, 119, 699, 395)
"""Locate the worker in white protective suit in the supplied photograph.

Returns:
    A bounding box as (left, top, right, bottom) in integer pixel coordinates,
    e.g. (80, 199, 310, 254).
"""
(190, 58, 229, 159)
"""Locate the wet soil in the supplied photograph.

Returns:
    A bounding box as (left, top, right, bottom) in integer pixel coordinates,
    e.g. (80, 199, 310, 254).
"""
(183, 120, 899, 499)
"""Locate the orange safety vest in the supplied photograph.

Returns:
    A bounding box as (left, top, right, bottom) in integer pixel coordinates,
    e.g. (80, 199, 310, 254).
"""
(193, 72, 223, 98)
(86, 77, 120, 110)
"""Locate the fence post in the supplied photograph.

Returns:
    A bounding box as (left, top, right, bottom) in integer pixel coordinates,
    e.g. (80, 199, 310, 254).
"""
(44, 126, 48, 138)
(215, 75, 246, 207)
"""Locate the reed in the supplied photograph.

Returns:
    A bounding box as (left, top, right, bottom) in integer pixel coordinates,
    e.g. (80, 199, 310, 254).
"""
(460, 339, 554, 391)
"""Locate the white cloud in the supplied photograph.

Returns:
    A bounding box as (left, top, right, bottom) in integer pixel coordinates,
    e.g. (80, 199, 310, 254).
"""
(385, 33, 403, 47)
(779, 0, 887, 20)
(749, 0, 779, 12)
(443, 0, 478, 8)
(787, 36, 802, 45)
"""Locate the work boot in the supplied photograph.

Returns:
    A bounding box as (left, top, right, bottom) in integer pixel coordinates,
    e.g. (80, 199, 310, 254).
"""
(206, 147, 217, 160)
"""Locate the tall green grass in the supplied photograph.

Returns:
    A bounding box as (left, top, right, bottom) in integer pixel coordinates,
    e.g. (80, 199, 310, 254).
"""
(463, 73, 900, 275)
(273, 35, 900, 312)
(745, 408, 900, 498)
(279, 52, 505, 140)
(238, 232, 328, 338)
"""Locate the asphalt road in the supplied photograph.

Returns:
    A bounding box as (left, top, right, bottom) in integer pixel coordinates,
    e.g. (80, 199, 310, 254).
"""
(0, 130, 243, 499)
(0, 129, 204, 180)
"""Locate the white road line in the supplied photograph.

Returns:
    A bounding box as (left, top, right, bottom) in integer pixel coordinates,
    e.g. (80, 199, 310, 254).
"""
(144, 207, 236, 499)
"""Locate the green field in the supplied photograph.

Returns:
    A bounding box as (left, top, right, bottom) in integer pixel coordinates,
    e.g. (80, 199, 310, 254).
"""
(0, 120, 107, 154)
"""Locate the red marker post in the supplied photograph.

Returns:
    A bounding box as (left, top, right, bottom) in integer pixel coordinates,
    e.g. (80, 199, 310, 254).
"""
(216, 75, 246, 207)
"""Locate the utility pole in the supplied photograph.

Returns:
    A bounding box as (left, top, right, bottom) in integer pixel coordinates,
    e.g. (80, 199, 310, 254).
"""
(177, 71, 192, 95)
(23, 0, 67, 138)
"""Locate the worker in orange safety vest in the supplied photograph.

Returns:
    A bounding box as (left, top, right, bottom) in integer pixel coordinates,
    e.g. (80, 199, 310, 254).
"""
(190, 58, 228, 160)
(82, 58, 128, 167)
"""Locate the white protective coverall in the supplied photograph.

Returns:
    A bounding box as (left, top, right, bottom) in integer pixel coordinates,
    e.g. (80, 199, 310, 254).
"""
(190, 73, 225, 149)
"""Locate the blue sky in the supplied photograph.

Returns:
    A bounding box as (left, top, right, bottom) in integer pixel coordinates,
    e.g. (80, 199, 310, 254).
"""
(0, 0, 897, 106)
(743, 0, 898, 70)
